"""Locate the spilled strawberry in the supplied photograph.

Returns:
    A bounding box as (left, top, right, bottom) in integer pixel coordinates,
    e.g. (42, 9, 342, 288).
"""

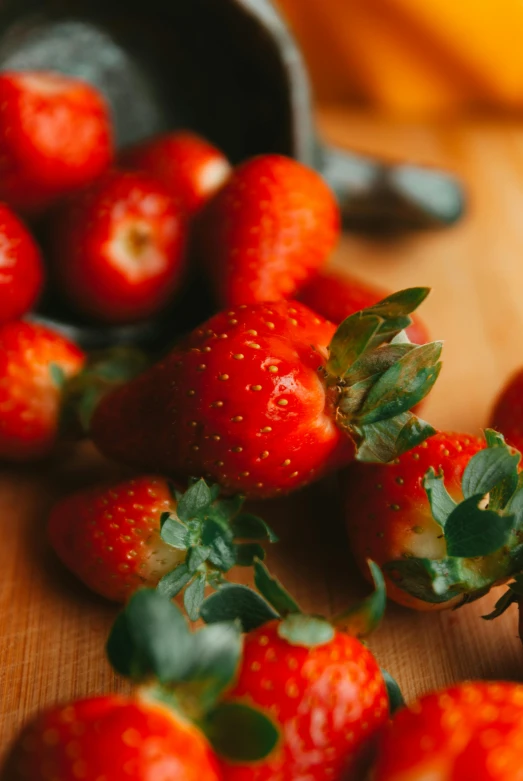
(298, 268, 430, 344)
(51, 170, 187, 325)
(373, 682, 523, 781)
(199, 560, 396, 780)
(89, 290, 442, 498)
(198, 154, 340, 306)
(48, 476, 276, 612)
(121, 131, 231, 216)
(2, 591, 278, 780)
(344, 429, 523, 611)
(1, 694, 222, 781)
(0, 321, 85, 461)
(0, 70, 113, 214)
(0, 203, 44, 324)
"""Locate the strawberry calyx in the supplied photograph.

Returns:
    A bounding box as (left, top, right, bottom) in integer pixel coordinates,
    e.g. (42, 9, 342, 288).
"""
(158, 479, 278, 620)
(384, 429, 523, 606)
(199, 558, 386, 643)
(324, 287, 442, 462)
(107, 588, 280, 762)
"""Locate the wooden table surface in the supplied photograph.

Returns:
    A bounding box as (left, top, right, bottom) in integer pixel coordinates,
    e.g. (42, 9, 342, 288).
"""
(2, 107, 523, 755)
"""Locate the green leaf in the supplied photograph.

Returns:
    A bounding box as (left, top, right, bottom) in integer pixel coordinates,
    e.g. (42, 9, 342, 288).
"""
(156, 564, 193, 598)
(187, 545, 211, 573)
(180, 622, 242, 706)
(200, 585, 279, 631)
(381, 669, 405, 714)
(184, 573, 206, 621)
(357, 342, 442, 425)
(203, 519, 236, 571)
(444, 495, 514, 557)
(177, 479, 212, 522)
(234, 543, 266, 566)
(254, 559, 301, 616)
(462, 447, 520, 502)
(49, 362, 66, 388)
(203, 702, 280, 762)
(106, 589, 191, 682)
(334, 560, 386, 637)
(212, 495, 244, 523)
(343, 342, 415, 385)
(278, 614, 334, 647)
(482, 589, 518, 620)
(355, 412, 436, 463)
(383, 557, 464, 604)
(160, 516, 189, 550)
(364, 287, 430, 321)
(423, 468, 457, 528)
(326, 313, 382, 378)
(231, 513, 279, 543)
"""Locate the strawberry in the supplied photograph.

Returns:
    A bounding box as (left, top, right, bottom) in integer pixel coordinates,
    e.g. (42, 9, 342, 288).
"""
(0, 71, 113, 215)
(298, 269, 430, 344)
(373, 682, 523, 781)
(1, 694, 223, 781)
(0, 321, 85, 461)
(121, 131, 231, 216)
(89, 290, 442, 498)
(490, 368, 523, 453)
(198, 154, 340, 306)
(50, 170, 187, 324)
(48, 475, 276, 612)
(199, 560, 393, 781)
(0, 203, 44, 323)
(344, 429, 523, 612)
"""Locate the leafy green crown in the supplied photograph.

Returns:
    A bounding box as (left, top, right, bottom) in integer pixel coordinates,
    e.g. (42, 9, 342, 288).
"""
(384, 429, 523, 609)
(157, 478, 277, 620)
(324, 287, 441, 463)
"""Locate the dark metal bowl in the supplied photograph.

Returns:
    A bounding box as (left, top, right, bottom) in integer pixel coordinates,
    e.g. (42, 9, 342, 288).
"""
(0, 0, 465, 348)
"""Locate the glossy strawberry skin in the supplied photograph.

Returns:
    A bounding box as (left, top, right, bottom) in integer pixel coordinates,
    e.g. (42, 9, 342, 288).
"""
(0, 321, 85, 461)
(1, 695, 222, 781)
(373, 682, 523, 781)
(91, 301, 355, 499)
(121, 131, 231, 216)
(51, 171, 187, 325)
(48, 475, 185, 602)
(0, 204, 44, 323)
(299, 269, 430, 345)
(344, 432, 484, 610)
(0, 71, 113, 214)
(199, 154, 340, 306)
(219, 620, 388, 781)
(490, 369, 523, 453)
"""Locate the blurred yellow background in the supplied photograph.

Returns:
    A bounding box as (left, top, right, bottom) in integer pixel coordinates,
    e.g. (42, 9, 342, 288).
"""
(276, 0, 523, 116)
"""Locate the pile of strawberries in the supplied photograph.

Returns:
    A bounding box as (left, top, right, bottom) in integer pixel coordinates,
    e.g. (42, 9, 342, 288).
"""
(2, 69, 523, 780)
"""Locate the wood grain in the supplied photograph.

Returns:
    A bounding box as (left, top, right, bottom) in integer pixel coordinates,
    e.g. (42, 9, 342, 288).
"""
(1, 108, 523, 756)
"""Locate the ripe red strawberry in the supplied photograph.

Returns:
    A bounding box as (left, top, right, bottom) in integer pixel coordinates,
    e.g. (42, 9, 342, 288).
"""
(490, 368, 523, 453)
(48, 475, 276, 610)
(373, 682, 523, 781)
(89, 291, 442, 498)
(198, 154, 340, 306)
(344, 429, 523, 611)
(0, 71, 113, 214)
(121, 131, 231, 216)
(1, 694, 222, 781)
(51, 170, 187, 324)
(0, 203, 44, 323)
(219, 620, 387, 781)
(299, 269, 430, 344)
(0, 321, 85, 461)
(199, 559, 392, 780)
